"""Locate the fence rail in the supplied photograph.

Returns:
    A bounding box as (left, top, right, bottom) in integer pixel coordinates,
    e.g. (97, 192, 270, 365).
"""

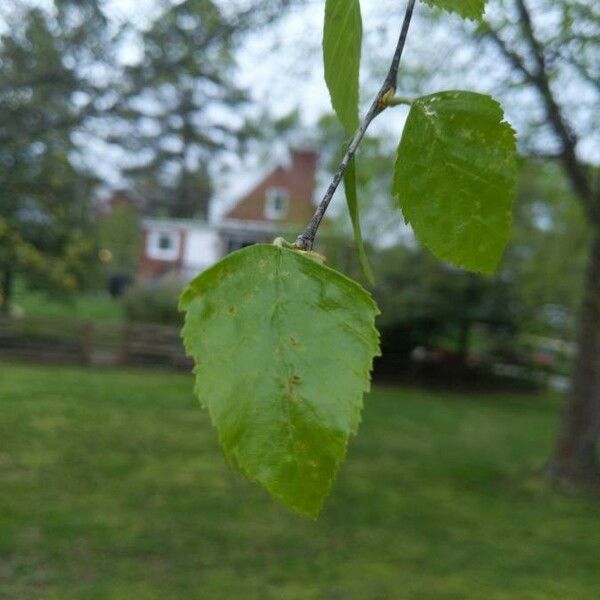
(0, 316, 192, 370)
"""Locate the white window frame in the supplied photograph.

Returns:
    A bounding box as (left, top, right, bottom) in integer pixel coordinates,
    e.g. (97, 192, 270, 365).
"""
(264, 187, 290, 220)
(147, 229, 180, 262)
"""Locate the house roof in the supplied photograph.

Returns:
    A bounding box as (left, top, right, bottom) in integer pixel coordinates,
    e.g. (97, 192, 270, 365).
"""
(222, 149, 318, 226)
(141, 217, 210, 232)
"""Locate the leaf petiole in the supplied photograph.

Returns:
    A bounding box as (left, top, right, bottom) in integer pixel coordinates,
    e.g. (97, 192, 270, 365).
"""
(385, 95, 414, 107)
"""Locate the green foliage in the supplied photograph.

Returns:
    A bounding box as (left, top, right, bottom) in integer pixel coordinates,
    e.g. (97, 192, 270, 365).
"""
(119, 0, 293, 218)
(421, 0, 487, 20)
(12, 278, 123, 321)
(505, 159, 590, 337)
(123, 279, 182, 325)
(97, 203, 141, 276)
(0, 6, 103, 311)
(323, 0, 362, 133)
(344, 158, 374, 283)
(180, 244, 380, 517)
(119, 0, 237, 219)
(393, 91, 517, 273)
(371, 243, 517, 362)
(174, 2, 518, 518)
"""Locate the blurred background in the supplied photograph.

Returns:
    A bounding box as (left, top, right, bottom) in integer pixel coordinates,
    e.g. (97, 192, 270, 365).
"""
(1, 0, 599, 598)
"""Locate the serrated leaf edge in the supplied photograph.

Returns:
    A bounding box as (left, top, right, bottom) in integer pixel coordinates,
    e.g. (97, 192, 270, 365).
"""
(420, 0, 486, 21)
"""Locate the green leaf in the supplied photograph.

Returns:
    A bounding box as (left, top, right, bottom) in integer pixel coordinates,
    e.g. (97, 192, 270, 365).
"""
(344, 157, 374, 284)
(421, 0, 487, 20)
(323, 0, 362, 133)
(180, 244, 380, 518)
(393, 91, 517, 273)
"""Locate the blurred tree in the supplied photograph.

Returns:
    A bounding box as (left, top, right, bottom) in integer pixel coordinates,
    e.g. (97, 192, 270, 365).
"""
(97, 202, 141, 277)
(115, 0, 301, 219)
(0, 1, 111, 148)
(371, 244, 517, 368)
(506, 159, 590, 338)
(476, 0, 600, 482)
(0, 5, 105, 314)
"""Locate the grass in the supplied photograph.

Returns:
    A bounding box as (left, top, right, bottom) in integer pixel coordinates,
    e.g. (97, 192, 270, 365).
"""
(12, 281, 124, 322)
(1, 363, 599, 599)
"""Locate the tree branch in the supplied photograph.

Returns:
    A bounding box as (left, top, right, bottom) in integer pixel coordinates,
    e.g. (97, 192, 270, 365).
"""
(513, 0, 599, 224)
(513, 0, 548, 78)
(294, 0, 417, 251)
(482, 25, 535, 83)
(484, 1, 599, 224)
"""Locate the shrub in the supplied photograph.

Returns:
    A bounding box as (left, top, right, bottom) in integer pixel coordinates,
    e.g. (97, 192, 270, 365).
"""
(122, 279, 182, 325)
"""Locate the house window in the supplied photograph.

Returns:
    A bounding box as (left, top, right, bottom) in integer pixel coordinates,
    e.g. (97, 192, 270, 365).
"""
(158, 233, 173, 250)
(264, 187, 289, 220)
(147, 229, 180, 261)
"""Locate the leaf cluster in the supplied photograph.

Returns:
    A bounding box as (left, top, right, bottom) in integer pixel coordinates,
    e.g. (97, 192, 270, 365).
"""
(180, 0, 520, 517)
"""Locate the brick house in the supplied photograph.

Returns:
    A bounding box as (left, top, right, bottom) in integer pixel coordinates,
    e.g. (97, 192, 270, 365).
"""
(138, 149, 318, 281)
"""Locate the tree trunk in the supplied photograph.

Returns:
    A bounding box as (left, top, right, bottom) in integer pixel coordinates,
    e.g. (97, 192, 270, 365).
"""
(0, 266, 13, 315)
(549, 233, 600, 483)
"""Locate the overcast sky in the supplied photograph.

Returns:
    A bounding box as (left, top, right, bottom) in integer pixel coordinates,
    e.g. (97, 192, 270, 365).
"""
(92, 0, 598, 227)
(3, 0, 598, 221)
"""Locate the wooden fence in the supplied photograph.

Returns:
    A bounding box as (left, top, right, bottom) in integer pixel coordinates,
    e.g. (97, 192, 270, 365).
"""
(0, 316, 192, 370)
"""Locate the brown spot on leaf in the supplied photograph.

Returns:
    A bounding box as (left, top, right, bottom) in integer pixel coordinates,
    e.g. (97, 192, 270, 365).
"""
(286, 374, 302, 400)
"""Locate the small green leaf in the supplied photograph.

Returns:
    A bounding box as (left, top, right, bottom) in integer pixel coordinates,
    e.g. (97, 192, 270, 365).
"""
(180, 244, 380, 518)
(393, 91, 517, 273)
(323, 0, 362, 133)
(344, 157, 374, 284)
(421, 0, 486, 20)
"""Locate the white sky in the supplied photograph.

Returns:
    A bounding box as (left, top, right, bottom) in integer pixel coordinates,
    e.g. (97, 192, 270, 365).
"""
(2, 0, 598, 221)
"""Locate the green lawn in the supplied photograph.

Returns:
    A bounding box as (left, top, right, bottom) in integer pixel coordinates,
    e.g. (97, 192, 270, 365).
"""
(1, 363, 599, 599)
(12, 282, 123, 322)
